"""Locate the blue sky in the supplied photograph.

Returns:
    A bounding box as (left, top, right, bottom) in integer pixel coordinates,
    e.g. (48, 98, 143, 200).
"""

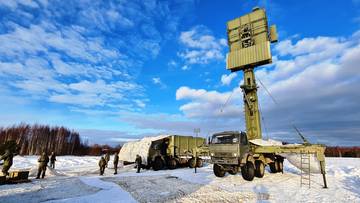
(0, 0, 360, 146)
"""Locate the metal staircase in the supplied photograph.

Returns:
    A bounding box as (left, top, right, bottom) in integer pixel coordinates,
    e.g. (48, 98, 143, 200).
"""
(300, 151, 311, 188)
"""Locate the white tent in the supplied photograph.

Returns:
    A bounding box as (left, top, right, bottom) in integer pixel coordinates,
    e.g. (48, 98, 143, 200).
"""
(119, 135, 168, 165)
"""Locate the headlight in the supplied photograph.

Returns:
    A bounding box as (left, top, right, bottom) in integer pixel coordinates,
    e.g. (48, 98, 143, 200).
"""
(210, 153, 215, 156)
(233, 153, 237, 157)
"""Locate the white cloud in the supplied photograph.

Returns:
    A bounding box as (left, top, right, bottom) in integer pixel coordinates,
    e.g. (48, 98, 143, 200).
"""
(221, 72, 237, 86)
(168, 60, 177, 67)
(152, 77, 161, 84)
(152, 77, 166, 89)
(0, 0, 38, 9)
(176, 86, 242, 119)
(181, 65, 190, 70)
(274, 37, 348, 57)
(134, 100, 146, 108)
(0, 0, 193, 111)
(178, 25, 226, 64)
(49, 93, 105, 107)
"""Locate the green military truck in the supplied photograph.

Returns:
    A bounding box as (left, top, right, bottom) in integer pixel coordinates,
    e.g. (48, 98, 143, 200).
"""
(119, 135, 208, 171)
(210, 131, 326, 183)
(209, 7, 328, 188)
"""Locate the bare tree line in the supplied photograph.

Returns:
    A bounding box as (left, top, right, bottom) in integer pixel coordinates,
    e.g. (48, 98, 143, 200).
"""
(0, 123, 83, 155)
(325, 146, 360, 158)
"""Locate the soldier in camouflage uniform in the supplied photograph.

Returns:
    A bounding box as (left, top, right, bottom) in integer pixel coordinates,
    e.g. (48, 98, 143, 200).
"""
(37, 152, 49, 179)
(0, 149, 14, 176)
(105, 152, 110, 168)
(99, 156, 106, 175)
(50, 152, 56, 169)
(135, 154, 142, 173)
(113, 152, 119, 175)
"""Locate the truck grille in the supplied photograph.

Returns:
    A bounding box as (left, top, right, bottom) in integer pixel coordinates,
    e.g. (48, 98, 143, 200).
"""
(216, 152, 232, 157)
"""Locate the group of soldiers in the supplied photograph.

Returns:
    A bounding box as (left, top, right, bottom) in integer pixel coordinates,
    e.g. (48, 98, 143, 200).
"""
(36, 151, 56, 179)
(98, 152, 119, 175)
(98, 152, 142, 175)
(2, 149, 143, 178)
(0, 150, 56, 179)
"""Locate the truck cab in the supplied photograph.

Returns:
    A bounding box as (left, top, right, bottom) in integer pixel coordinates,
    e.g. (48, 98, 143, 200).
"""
(209, 131, 263, 180)
(210, 131, 285, 180)
(210, 131, 249, 166)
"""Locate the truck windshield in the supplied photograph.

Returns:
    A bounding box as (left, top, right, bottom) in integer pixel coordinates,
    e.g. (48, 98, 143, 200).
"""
(211, 134, 238, 144)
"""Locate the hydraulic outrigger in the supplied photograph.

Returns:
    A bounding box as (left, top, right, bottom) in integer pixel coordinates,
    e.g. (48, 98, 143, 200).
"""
(209, 7, 328, 188)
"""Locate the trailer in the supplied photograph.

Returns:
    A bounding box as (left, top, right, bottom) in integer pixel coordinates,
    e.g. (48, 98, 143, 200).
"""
(119, 135, 208, 170)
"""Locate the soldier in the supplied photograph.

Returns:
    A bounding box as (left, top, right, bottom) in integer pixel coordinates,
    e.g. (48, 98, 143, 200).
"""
(105, 152, 110, 168)
(36, 152, 49, 179)
(0, 149, 14, 176)
(161, 139, 169, 156)
(99, 156, 106, 175)
(113, 152, 119, 175)
(50, 152, 56, 169)
(135, 154, 142, 173)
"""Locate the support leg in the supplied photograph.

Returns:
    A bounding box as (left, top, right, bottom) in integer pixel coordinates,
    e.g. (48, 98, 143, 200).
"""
(320, 161, 328, 188)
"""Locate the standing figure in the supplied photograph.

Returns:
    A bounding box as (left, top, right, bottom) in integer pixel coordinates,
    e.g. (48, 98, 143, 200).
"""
(105, 152, 110, 168)
(135, 154, 142, 173)
(161, 139, 169, 156)
(99, 156, 106, 175)
(37, 152, 49, 179)
(0, 149, 14, 176)
(50, 152, 56, 169)
(113, 152, 119, 175)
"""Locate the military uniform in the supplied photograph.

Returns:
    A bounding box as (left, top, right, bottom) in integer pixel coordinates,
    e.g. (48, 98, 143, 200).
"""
(37, 152, 49, 179)
(99, 156, 106, 175)
(113, 152, 119, 175)
(50, 152, 56, 169)
(105, 153, 110, 168)
(0, 150, 13, 176)
(135, 155, 142, 173)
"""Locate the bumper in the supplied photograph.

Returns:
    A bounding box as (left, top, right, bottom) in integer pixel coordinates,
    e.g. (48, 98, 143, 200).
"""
(211, 157, 239, 165)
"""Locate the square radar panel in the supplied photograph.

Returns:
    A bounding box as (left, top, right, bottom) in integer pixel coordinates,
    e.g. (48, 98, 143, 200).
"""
(226, 7, 276, 72)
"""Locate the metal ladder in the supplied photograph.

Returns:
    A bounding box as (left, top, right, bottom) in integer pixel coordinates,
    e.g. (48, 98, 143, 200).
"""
(300, 151, 311, 188)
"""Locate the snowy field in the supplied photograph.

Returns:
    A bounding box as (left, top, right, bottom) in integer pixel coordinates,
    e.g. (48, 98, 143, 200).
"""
(0, 156, 359, 203)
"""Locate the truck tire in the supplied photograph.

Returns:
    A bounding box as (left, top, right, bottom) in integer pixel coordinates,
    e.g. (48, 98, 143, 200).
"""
(213, 164, 226, 177)
(152, 157, 164, 171)
(167, 159, 177, 170)
(269, 162, 278, 173)
(277, 160, 283, 173)
(241, 162, 255, 181)
(255, 160, 265, 178)
(188, 158, 196, 168)
(196, 158, 203, 168)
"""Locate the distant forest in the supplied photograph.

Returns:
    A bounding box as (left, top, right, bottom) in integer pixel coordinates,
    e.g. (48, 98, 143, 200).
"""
(325, 146, 360, 158)
(0, 123, 120, 155)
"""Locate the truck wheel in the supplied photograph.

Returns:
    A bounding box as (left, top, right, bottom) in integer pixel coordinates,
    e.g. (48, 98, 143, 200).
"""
(277, 160, 283, 173)
(241, 162, 255, 181)
(228, 167, 238, 175)
(196, 158, 203, 168)
(269, 162, 278, 173)
(255, 160, 265, 178)
(188, 158, 196, 168)
(152, 157, 164, 171)
(167, 159, 177, 170)
(213, 164, 226, 177)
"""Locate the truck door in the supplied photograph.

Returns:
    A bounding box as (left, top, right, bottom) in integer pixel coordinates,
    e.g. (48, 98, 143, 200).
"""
(240, 132, 250, 157)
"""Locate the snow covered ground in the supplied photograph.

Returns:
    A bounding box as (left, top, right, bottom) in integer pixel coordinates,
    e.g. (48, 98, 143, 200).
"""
(0, 156, 359, 202)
